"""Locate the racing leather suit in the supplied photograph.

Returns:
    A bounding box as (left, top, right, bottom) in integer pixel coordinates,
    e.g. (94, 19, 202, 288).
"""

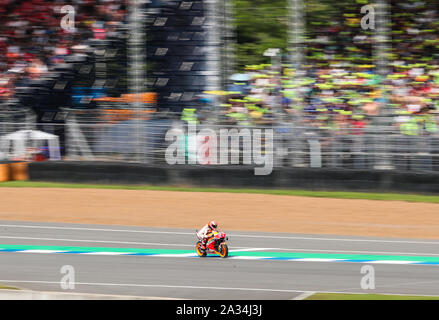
(197, 224, 216, 249)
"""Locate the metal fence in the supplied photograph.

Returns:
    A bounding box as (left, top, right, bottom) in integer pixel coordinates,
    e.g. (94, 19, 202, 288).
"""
(2, 119, 439, 173)
(283, 126, 439, 172)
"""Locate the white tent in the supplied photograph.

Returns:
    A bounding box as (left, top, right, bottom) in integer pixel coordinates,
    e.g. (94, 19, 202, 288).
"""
(0, 130, 61, 161)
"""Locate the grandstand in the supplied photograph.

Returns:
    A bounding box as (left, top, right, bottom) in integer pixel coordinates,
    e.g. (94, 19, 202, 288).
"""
(0, 0, 438, 171)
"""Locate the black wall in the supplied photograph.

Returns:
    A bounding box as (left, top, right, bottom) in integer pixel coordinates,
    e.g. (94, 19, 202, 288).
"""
(147, 0, 218, 112)
(28, 161, 439, 195)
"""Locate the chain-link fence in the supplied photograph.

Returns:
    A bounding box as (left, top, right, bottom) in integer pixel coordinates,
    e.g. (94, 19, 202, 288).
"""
(2, 119, 439, 172)
(0, 110, 36, 136)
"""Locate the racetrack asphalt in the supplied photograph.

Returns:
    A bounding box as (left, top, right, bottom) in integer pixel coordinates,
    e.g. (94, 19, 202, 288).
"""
(0, 220, 439, 299)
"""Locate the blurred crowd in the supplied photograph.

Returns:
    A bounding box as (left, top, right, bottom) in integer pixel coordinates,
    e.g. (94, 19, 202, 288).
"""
(202, 0, 439, 137)
(0, 0, 126, 107)
(0, 0, 438, 139)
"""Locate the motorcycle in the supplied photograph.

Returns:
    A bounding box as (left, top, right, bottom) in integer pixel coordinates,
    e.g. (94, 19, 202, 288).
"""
(195, 230, 229, 258)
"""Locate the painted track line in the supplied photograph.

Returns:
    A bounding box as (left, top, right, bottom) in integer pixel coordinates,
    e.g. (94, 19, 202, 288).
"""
(0, 236, 193, 247)
(3, 234, 439, 256)
(0, 224, 192, 235)
(228, 248, 267, 253)
(2, 223, 439, 244)
(0, 235, 249, 251)
(2, 280, 439, 298)
(248, 247, 439, 257)
(292, 291, 315, 300)
(1, 235, 439, 256)
(2, 247, 439, 266)
(0, 280, 309, 293)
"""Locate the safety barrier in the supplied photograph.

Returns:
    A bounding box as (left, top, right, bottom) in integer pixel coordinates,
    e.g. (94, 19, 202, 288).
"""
(0, 162, 9, 182)
(28, 161, 439, 195)
(0, 161, 29, 182)
(2, 120, 439, 174)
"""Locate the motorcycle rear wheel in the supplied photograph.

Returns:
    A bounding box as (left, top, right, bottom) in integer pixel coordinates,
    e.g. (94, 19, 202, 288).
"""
(196, 241, 206, 257)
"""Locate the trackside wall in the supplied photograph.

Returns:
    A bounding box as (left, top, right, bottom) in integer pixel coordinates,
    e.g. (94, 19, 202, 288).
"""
(27, 161, 439, 194)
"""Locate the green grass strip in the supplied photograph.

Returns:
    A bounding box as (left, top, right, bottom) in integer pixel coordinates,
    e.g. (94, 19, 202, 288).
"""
(306, 293, 439, 300)
(1, 181, 439, 203)
(0, 285, 19, 290)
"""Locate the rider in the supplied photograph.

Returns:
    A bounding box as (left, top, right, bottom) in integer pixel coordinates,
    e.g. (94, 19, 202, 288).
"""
(197, 220, 218, 250)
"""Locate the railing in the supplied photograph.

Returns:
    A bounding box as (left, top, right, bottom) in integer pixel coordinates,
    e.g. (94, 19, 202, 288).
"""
(0, 110, 36, 137)
(1, 120, 439, 172)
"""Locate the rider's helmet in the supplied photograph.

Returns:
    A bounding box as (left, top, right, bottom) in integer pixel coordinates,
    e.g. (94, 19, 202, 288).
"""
(208, 220, 218, 230)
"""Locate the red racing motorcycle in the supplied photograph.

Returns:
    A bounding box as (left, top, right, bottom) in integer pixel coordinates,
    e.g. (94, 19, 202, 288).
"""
(195, 230, 229, 258)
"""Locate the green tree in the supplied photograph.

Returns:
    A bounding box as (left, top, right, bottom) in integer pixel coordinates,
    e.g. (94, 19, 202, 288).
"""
(233, 0, 362, 70)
